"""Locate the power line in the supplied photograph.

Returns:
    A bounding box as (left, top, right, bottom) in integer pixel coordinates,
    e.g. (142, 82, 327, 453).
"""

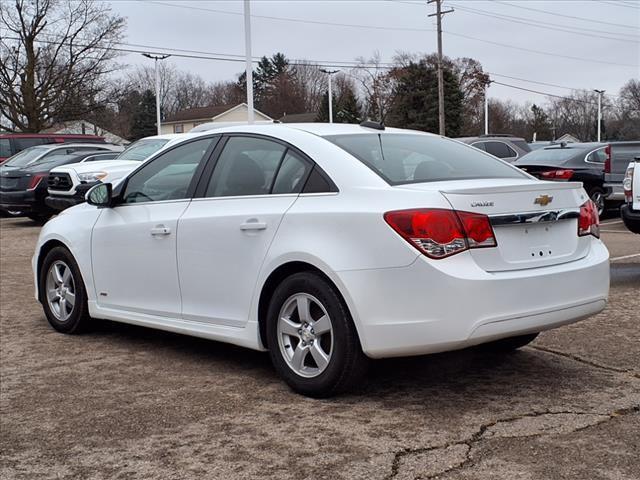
(449, 3, 640, 42)
(490, 0, 640, 30)
(486, 72, 620, 98)
(598, 0, 640, 9)
(444, 31, 638, 68)
(491, 81, 602, 106)
(148, 1, 433, 33)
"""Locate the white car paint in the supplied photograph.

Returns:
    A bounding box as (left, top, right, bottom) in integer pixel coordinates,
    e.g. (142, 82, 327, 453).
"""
(33, 123, 609, 361)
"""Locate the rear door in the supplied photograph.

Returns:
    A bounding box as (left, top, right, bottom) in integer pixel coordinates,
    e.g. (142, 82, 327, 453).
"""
(177, 135, 312, 327)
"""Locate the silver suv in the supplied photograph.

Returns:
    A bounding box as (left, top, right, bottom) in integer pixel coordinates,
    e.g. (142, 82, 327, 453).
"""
(457, 135, 531, 162)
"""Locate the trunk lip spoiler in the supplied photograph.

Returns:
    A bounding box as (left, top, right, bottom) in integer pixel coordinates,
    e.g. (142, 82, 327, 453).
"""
(489, 208, 580, 227)
(440, 181, 583, 195)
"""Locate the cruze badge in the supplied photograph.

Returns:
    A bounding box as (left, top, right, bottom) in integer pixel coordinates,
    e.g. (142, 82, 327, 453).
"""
(534, 195, 553, 206)
(471, 201, 494, 207)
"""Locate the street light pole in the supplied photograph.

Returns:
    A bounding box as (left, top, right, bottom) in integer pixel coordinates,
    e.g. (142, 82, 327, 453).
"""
(142, 53, 170, 135)
(244, 0, 254, 124)
(484, 79, 492, 135)
(320, 69, 339, 123)
(594, 89, 605, 142)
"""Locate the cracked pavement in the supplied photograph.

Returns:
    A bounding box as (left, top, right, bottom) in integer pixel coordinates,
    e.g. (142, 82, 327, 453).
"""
(1, 216, 639, 479)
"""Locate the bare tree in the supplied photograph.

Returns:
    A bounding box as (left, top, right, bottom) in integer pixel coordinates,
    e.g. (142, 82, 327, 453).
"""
(125, 62, 178, 118)
(351, 52, 395, 122)
(0, 0, 125, 132)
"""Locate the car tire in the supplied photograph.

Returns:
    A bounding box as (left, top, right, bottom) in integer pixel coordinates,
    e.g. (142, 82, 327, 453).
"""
(480, 333, 539, 353)
(588, 186, 606, 217)
(266, 271, 368, 397)
(39, 246, 90, 334)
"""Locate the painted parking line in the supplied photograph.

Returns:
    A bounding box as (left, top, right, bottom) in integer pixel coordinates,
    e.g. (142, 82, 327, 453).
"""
(600, 229, 633, 234)
(600, 220, 623, 225)
(610, 253, 640, 262)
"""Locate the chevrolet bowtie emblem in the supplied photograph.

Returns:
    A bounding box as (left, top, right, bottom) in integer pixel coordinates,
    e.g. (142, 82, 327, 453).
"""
(534, 194, 553, 206)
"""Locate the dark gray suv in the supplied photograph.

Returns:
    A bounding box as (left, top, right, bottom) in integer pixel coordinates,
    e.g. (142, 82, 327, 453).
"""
(456, 135, 531, 163)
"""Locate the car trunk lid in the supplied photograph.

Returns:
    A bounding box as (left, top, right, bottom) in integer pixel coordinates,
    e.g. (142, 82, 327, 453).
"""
(400, 179, 591, 272)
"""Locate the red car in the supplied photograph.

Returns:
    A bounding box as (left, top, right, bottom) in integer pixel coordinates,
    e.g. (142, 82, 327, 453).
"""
(0, 133, 106, 163)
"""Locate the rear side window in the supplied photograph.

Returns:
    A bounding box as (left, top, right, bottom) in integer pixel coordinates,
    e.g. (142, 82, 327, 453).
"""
(0, 139, 11, 157)
(483, 141, 517, 159)
(206, 137, 286, 197)
(511, 139, 531, 152)
(471, 142, 487, 152)
(325, 134, 526, 185)
(586, 149, 606, 163)
(272, 150, 311, 194)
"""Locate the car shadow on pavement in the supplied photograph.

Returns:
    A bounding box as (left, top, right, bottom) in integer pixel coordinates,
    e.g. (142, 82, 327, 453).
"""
(87, 318, 610, 406)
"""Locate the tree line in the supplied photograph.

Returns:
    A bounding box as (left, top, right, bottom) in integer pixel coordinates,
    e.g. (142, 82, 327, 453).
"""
(2, 0, 639, 142)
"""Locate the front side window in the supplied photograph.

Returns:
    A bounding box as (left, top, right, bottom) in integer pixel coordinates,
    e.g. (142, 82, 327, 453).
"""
(206, 137, 287, 197)
(326, 133, 526, 185)
(483, 141, 517, 159)
(123, 138, 215, 204)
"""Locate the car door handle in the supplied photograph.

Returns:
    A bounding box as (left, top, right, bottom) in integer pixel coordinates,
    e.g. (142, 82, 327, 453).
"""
(150, 226, 171, 236)
(240, 220, 267, 231)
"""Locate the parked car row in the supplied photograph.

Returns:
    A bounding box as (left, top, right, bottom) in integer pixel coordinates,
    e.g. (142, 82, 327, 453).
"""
(0, 143, 122, 221)
(0, 133, 107, 163)
(33, 122, 609, 397)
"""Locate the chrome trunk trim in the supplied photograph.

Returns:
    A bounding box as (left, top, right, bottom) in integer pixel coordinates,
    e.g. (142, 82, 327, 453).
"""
(489, 208, 580, 226)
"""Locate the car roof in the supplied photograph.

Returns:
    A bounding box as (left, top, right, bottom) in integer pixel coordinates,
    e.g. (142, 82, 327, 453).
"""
(0, 133, 103, 139)
(542, 142, 605, 150)
(457, 136, 527, 142)
(183, 122, 436, 139)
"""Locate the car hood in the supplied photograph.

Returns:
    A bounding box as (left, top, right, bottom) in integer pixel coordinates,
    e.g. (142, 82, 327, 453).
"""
(50, 160, 141, 174)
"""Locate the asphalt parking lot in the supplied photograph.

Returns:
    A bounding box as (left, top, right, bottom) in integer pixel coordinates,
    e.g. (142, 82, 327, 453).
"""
(1, 215, 638, 480)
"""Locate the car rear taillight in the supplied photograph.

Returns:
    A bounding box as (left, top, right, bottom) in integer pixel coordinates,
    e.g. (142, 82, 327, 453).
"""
(578, 200, 600, 238)
(604, 145, 611, 173)
(384, 209, 497, 259)
(540, 169, 574, 180)
(27, 173, 46, 190)
(623, 164, 634, 203)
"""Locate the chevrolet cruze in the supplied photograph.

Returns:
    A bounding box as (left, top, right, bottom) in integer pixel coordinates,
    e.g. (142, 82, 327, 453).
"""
(33, 123, 609, 397)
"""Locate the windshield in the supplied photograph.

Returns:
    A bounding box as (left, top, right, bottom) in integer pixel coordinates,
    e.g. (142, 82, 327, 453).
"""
(116, 139, 169, 161)
(325, 133, 527, 185)
(515, 148, 583, 165)
(2, 146, 49, 167)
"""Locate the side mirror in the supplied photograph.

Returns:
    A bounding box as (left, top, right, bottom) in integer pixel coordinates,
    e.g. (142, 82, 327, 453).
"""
(86, 183, 113, 208)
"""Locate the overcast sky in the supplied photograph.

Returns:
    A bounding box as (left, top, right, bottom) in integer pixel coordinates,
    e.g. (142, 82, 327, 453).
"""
(108, 0, 640, 105)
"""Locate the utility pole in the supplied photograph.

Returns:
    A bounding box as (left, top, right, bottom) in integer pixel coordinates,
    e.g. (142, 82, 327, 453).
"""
(428, 0, 454, 136)
(594, 89, 605, 142)
(320, 69, 339, 123)
(142, 53, 170, 135)
(484, 78, 492, 135)
(244, 0, 254, 123)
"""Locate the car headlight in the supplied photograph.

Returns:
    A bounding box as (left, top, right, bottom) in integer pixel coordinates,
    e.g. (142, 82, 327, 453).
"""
(77, 172, 107, 183)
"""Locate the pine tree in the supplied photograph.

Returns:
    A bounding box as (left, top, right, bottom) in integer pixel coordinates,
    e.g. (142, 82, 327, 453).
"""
(130, 89, 157, 140)
(387, 60, 463, 136)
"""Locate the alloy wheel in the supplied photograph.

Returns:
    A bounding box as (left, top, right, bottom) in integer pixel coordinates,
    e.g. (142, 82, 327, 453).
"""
(45, 260, 76, 322)
(277, 293, 333, 378)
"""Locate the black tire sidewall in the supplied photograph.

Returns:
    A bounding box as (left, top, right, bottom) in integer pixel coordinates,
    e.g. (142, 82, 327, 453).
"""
(266, 272, 363, 397)
(39, 246, 89, 334)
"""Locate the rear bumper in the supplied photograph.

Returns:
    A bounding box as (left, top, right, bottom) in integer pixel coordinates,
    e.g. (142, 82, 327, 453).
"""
(621, 204, 640, 232)
(604, 183, 624, 201)
(338, 239, 609, 358)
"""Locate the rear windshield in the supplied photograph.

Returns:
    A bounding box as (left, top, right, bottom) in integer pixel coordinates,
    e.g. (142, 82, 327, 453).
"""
(116, 139, 169, 161)
(515, 148, 582, 165)
(325, 133, 526, 185)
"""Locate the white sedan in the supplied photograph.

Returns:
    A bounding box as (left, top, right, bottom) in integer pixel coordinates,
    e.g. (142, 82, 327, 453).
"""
(33, 123, 609, 397)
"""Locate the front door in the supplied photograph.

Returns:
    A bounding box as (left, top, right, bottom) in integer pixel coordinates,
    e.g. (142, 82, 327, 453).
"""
(91, 137, 218, 317)
(178, 136, 312, 326)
